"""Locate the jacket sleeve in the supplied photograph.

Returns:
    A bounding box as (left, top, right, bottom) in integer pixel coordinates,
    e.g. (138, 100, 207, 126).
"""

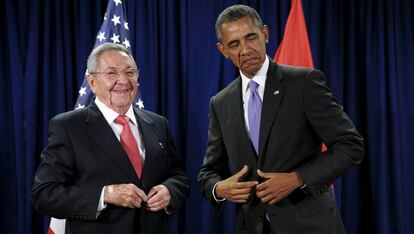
(296, 69, 365, 196)
(32, 117, 102, 220)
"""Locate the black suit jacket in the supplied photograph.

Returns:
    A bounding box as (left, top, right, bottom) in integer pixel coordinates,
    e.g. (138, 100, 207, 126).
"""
(33, 102, 189, 234)
(198, 61, 364, 234)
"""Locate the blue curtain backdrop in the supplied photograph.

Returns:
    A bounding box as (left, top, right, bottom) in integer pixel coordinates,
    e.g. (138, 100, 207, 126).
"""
(1, 0, 413, 233)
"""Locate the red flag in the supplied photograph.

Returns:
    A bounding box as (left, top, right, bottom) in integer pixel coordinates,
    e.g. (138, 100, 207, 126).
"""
(274, 0, 313, 68)
(274, 0, 327, 152)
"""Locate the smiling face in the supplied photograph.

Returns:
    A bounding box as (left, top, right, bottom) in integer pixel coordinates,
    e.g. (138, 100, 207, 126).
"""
(217, 16, 269, 78)
(87, 50, 137, 114)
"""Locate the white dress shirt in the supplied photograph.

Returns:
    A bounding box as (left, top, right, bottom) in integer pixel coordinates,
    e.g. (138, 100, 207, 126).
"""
(241, 56, 269, 132)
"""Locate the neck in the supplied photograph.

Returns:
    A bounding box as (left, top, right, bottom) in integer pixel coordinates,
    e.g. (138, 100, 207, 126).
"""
(113, 107, 129, 115)
(241, 69, 259, 79)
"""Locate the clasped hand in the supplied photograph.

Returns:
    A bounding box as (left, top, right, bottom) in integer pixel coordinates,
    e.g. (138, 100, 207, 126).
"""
(104, 183, 171, 211)
(215, 165, 303, 205)
(255, 170, 303, 205)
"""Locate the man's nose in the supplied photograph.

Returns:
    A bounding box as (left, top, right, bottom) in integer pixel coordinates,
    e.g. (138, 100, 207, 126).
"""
(116, 72, 129, 83)
(240, 41, 251, 55)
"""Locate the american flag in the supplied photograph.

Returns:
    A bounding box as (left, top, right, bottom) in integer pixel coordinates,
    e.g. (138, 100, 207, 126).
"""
(49, 0, 142, 233)
(74, 0, 144, 110)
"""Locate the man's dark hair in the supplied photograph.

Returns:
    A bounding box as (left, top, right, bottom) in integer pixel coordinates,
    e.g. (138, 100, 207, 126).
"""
(215, 5, 263, 42)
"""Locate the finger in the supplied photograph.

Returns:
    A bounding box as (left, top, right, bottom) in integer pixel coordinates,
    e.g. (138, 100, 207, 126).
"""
(231, 187, 254, 195)
(131, 196, 143, 208)
(134, 187, 148, 202)
(257, 169, 272, 179)
(255, 180, 269, 191)
(256, 188, 269, 199)
(147, 199, 161, 209)
(146, 203, 163, 212)
(234, 165, 249, 180)
(231, 197, 250, 203)
(232, 193, 252, 201)
(147, 192, 162, 205)
(147, 197, 168, 211)
(147, 187, 158, 199)
(235, 181, 258, 189)
(259, 194, 273, 204)
(146, 206, 160, 212)
(269, 198, 280, 205)
(232, 199, 249, 203)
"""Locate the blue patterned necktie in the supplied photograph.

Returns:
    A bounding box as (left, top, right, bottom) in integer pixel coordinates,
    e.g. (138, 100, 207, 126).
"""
(248, 80, 262, 155)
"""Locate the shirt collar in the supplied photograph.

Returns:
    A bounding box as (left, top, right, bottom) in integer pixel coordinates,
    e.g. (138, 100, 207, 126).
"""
(241, 56, 270, 93)
(95, 97, 137, 126)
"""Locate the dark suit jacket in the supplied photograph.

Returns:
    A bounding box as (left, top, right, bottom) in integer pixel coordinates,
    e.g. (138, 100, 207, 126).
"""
(33, 102, 189, 234)
(198, 60, 364, 234)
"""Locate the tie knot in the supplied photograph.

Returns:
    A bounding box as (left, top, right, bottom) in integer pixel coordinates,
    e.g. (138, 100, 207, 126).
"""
(248, 80, 259, 93)
(115, 115, 129, 126)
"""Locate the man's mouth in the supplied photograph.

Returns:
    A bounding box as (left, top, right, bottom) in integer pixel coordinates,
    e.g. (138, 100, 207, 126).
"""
(112, 89, 130, 94)
(241, 57, 260, 68)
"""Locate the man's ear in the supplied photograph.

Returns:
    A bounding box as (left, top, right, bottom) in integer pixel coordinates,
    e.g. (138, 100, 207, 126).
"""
(262, 25, 269, 43)
(216, 42, 229, 59)
(87, 74, 96, 94)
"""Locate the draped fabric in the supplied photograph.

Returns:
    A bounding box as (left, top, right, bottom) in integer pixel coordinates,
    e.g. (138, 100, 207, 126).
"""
(1, 0, 413, 233)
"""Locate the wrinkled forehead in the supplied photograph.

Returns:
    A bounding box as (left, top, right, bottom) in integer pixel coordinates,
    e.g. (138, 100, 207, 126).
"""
(97, 50, 135, 69)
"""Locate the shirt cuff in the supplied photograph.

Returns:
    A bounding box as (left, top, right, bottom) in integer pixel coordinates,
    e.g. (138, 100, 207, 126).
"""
(212, 181, 226, 203)
(96, 186, 107, 218)
(164, 201, 174, 215)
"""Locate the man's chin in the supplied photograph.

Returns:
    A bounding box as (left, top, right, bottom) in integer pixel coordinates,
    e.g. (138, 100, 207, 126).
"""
(110, 96, 132, 108)
(241, 66, 260, 77)
(240, 61, 261, 75)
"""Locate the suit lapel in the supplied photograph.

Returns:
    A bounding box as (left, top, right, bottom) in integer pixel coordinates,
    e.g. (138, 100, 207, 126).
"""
(258, 62, 285, 166)
(86, 102, 140, 183)
(227, 78, 258, 163)
(133, 108, 158, 190)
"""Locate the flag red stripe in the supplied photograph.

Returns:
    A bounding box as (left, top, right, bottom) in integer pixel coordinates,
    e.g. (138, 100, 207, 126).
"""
(274, 0, 313, 68)
(47, 227, 55, 234)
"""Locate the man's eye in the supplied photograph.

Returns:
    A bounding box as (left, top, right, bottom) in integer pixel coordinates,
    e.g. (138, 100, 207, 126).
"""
(125, 71, 135, 76)
(228, 42, 238, 48)
(107, 71, 118, 75)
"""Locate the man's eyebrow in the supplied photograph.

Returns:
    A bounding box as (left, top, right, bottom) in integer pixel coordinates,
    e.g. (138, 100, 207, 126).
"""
(245, 32, 258, 38)
(103, 66, 118, 70)
(103, 66, 134, 70)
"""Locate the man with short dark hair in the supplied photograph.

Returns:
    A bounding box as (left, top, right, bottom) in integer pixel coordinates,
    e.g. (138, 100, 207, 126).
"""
(198, 5, 364, 234)
(33, 43, 189, 234)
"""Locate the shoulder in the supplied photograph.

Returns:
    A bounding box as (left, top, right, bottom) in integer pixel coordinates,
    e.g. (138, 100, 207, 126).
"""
(211, 77, 241, 104)
(270, 62, 326, 84)
(274, 62, 312, 78)
(45, 108, 90, 137)
(134, 107, 167, 125)
(50, 108, 86, 124)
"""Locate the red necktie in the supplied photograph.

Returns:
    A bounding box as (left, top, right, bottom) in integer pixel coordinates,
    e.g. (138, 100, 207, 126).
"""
(115, 115, 143, 178)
